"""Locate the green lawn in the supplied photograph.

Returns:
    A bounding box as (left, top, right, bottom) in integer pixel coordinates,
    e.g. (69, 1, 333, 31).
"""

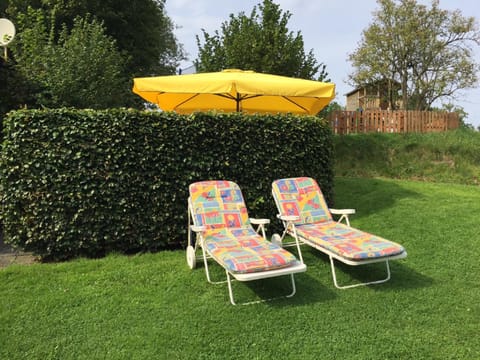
(1, 177, 479, 359)
(334, 129, 480, 185)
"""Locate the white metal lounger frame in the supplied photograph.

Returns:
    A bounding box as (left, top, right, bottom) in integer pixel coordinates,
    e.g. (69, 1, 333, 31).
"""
(273, 207, 407, 290)
(186, 200, 306, 305)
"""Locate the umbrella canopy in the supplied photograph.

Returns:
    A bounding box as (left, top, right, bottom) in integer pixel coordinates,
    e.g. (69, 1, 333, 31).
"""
(132, 69, 335, 115)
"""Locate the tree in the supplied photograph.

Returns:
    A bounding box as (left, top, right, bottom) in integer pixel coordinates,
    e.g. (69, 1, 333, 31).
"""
(1, 0, 185, 115)
(195, 0, 329, 81)
(11, 9, 128, 109)
(348, 0, 480, 110)
(0, 58, 33, 133)
(47, 16, 130, 108)
(439, 103, 471, 129)
(5, 0, 185, 77)
(319, 101, 344, 119)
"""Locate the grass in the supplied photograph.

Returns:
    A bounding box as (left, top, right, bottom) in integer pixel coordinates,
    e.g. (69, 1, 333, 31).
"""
(1, 177, 479, 359)
(334, 129, 480, 185)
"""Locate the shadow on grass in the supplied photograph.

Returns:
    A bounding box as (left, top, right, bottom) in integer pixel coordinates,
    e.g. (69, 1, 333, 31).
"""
(248, 272, 337, 307)
(334, 177, 421, 219)
(332, 259, 433, 291)
(233, 257, 432, 306)
(198, 260, 337, 306)
(305, 249, 434, 292)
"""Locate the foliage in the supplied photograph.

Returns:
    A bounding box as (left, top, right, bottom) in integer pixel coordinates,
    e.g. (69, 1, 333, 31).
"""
(15, 12, 128, 109)
(4, 0, 184, 77)
(3, 7, 128, 110)
(0, 8, 44, 123)
(0, 59, 34, 133)
(1, 109, 333, 259)
(334, 128, 480, 185)
(437, 102, 470, 128)
(54, 16, 130, 108)
(1, 178, 480, 359)
(0, 0, 185, 118)
(348, 0, 480, 111)
(195, 0, 328, 81)
(318, 101, 344, 119)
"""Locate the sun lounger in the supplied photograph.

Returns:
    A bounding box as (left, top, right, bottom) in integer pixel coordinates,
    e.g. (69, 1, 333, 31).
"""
(272, 177, 407, 289)
(187, 180, 306, 304)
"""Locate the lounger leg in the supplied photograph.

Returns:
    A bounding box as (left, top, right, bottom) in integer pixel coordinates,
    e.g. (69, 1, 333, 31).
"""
(225, 272, 298, 306)
(202, 247, 214, 284)
(187, 208, 193, 247)
(226, 271, 237, 305)
(286, 274, 297, 298)
(201, 248, 231, 285)
(288, 224, 304, 263)
(330, 257, 392, 289)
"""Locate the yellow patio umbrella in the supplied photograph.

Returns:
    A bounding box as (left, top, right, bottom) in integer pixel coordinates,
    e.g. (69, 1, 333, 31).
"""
(132, 69, 335, 115)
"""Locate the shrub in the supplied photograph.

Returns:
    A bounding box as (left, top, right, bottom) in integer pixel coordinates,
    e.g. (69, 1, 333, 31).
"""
(1, 108, 333, 259)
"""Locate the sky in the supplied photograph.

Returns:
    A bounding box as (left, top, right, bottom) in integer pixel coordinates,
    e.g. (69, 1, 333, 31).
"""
(164, 0, 480, 128)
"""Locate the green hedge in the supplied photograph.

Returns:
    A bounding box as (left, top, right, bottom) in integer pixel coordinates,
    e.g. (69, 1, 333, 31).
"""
(1, 108, 334, 260)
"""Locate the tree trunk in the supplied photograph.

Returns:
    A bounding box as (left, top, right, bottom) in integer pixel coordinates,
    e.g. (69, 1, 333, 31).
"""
(401, 72, 408, 110)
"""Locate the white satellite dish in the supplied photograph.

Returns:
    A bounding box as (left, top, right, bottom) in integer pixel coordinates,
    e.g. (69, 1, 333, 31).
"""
(0, 18, 16, 46)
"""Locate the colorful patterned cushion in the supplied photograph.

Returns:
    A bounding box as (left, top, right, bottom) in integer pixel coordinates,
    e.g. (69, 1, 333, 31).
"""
(203, 227, 298, 274)
(295, 221, 405, 260)
(189, 180, 250, 229)
(190, 180, 298, 273)
(272, 177, 331, 225)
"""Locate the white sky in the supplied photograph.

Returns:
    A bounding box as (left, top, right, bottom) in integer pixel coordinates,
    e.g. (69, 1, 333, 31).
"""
(165, 0, 480, 128)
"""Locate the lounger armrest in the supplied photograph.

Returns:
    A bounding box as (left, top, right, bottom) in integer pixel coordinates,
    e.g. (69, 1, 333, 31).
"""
(191, 225, 207, 233)
(330, 208, 355, 226)
(277, 214, 301, 222)
(250, 218, 270, 225)
(329, 208, 356, 216)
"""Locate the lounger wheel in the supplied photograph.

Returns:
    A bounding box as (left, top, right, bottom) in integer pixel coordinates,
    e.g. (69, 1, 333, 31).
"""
(271, 233, 282, 247)
(186, 245, 196, 269)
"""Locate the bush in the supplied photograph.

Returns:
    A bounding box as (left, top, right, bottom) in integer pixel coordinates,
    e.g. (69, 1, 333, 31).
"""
(1, 108, 333, 259)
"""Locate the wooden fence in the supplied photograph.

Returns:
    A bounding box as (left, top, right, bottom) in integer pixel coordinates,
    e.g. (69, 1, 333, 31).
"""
(328, 110, 459, 134)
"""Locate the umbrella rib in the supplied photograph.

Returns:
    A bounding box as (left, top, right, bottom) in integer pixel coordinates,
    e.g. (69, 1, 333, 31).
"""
(216, 93, 263, 112)
(172, 93, 203, 111)
(212, 93, 238, 111)
(282, 96, 310, 113)
(215, 93, 237, 100)
(173, 92, 260, 112)
(238, 94, 264, 111)
(241, 94, 262, 100)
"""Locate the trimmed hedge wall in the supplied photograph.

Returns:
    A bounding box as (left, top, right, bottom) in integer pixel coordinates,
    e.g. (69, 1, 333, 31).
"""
(1, 108, 334, 260)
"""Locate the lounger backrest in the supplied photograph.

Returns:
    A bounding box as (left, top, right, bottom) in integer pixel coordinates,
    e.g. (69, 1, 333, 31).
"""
(272, 177, 332, 225)
(189, 180, 250, 229)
